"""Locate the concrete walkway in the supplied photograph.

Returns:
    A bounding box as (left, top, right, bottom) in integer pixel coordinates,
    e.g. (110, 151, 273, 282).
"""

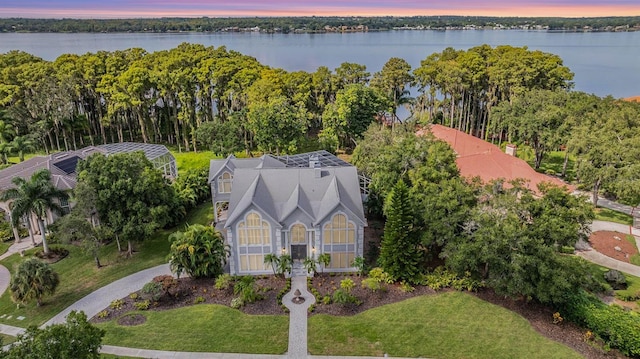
(44, 263, 172, 327)
(282, 275, 315, 359)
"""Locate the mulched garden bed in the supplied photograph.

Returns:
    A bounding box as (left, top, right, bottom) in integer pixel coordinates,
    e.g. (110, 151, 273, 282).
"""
(91, 272, 627, 359)
(589, 231, 639, 263)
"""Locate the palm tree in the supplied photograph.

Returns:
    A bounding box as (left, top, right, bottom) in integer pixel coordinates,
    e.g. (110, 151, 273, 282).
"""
(10, 258, 59, 306)
(0, 169, 68, 254)
(8, 135, 35, 162)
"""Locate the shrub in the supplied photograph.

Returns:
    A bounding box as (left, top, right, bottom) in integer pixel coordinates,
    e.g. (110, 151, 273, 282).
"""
(134, 300, 150, 310)
(141, 281, 163, 301)
(368, 267, 394, 284)
(168, 224, 229, 279)
(215, 274, 233, 290)
(322, 295, 331, 305)
(97, 310, 109, 319)
(194, 296, 205, 304)
(361, 278, 383, 292)
(340, 278, 355, 293)
(352, 256, 366, 275)
(153, 275, 178, 293)
(400, 281, 415, 293)
(332, 289, 360, 305)
(303, 257, 317, 274)
(230, 297, 243, 309)
(552, 312, 563, 324)
(559, 245, 575, 254)
(109, 299, 124, 310)
(422, 267, 482, 292)
(233, 276, 262, 304)
(129, 293, 139, 300)
(604, 269, 627, 290)
(562, 291, 640, 357)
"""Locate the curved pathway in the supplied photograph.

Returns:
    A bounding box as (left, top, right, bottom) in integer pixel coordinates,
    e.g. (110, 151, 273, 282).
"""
(576, 220, 640, 277)
(44, 263, 172, 327)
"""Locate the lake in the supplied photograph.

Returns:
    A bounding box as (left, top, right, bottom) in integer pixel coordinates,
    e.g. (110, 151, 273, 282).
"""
(0, 30, 639, 98)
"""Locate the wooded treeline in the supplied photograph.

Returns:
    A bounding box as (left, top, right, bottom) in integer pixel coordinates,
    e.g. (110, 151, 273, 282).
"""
(1, 16, 639, 33)
(0, 42, 573, 155)
(1, 42, 639, 206)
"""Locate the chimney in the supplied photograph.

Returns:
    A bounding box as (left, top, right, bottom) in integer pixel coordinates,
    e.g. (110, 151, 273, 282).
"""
(309, 154, 321, 168)
(505, 144, 517, 157)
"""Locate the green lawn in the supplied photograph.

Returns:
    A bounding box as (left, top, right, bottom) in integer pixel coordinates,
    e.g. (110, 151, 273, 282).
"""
(0, 333, 16, 345)
(171, 150, 220, 173)
(0, 202, 213, 328)
(594, 207, 634, 226)
(98, 305, 288, 354)
(584, 261, 640, 303)
(309, 292, 582, 359)
(0, 240, 11, 256)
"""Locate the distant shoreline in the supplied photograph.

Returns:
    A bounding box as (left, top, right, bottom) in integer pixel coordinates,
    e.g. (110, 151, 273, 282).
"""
(1, 16, 639, 34)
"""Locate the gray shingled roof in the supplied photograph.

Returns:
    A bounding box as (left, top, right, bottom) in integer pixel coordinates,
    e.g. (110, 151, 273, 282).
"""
(208, 154, 286, 183)
(224, 166, 366, 228)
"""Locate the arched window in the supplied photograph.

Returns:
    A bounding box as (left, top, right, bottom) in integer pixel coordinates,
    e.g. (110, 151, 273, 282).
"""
(290, 224, 306, 244)
(322, 213, 356, 269)
(237, 213, 271, 272)
(218, 172, 233, 193)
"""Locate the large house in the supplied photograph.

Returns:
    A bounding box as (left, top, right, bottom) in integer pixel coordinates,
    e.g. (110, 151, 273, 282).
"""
(0, 142, 177, 242)
(208, 151, 367, 275)
(425, 124, 572, 195)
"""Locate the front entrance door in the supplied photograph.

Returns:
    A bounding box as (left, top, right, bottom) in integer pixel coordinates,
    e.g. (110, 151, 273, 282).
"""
(290, 224, 308, 262)
(291, 244, 307, 261)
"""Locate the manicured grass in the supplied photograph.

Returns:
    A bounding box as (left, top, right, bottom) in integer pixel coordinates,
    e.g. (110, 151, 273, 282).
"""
(171, 150, 220, 173)
(623, 234, 640, 266)
(0, 240, 12, 256)
(0, 202, 213, 328)
(584, 261, 640, 303)
(0, 333, 16, 345)
(594, 207, 634, 226)
(98, 305, 288, 354)
(308, 292, 582, 359)
(100, 354, 139, 359)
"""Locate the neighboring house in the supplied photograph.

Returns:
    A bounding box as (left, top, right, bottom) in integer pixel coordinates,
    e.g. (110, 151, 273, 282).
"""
(209, 150, 367, 275)
(424, 124, 572, 195)
(0, 142, 177, 241)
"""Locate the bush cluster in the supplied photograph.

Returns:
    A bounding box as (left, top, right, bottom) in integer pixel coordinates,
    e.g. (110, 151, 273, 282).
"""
(562, 291, 640, 357)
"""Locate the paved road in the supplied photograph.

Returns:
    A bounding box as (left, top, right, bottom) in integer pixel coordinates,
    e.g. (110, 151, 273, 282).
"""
(596, 197, 640, 218)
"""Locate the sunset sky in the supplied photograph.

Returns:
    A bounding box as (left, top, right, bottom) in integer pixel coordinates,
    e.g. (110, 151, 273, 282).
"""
(1, 0, 639, 18)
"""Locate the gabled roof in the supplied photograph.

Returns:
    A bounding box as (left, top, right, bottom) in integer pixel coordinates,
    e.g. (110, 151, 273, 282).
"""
(208, 154, 286, 183)
(425, 124, 572, 194)
(224, 166, 365, 228)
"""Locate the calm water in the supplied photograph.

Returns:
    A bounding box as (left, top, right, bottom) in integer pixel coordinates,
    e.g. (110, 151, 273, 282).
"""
(0, 30, 639, 98)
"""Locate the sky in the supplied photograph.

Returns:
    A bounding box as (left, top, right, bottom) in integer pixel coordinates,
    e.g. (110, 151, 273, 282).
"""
(1, 0, 639, 19)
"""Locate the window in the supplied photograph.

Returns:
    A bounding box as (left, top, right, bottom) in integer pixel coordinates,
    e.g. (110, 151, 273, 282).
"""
(322, 213, 356, 269)
(290, 224, 306, 244)
(218, 172, 233, 193)
(237, 213, 271, 272)
(60, 197, 70, 215)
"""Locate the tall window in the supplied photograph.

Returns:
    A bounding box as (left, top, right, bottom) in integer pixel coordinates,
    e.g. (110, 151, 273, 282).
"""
(322, 213, 356, 268)
(60, 197, 70, 214)
(237, 212, 271, 272)
(290, 224, 306, 244)
(218, 172, 233, 193)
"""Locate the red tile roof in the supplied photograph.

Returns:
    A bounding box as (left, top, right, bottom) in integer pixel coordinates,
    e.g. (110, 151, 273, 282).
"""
(423, 124, 572, 194)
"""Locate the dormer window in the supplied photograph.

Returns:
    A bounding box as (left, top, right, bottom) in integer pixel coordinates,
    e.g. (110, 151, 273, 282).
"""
(218, 172, 233, 193)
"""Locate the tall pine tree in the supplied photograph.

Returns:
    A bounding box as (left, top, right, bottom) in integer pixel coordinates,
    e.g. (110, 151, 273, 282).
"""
(379, 180, 422, 282)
